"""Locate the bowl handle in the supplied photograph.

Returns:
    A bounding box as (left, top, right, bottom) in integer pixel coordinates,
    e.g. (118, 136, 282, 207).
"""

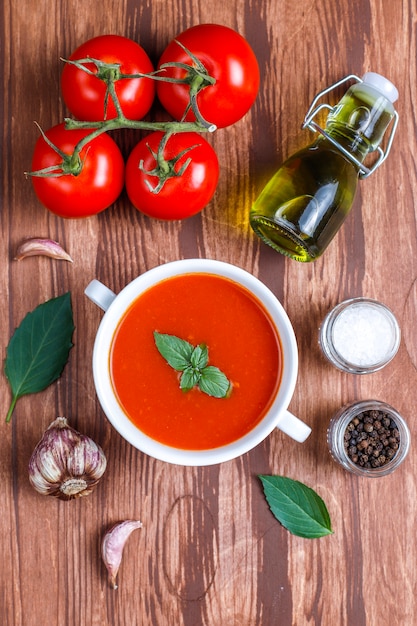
(276, 410, 312, 442)
(84, 279, 116, 312)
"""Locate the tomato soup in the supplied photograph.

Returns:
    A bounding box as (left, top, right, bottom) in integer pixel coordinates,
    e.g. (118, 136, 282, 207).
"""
(110, 273, 282, 450)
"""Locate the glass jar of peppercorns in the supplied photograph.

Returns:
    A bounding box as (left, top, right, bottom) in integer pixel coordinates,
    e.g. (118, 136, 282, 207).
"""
(327, 400, 410, 476)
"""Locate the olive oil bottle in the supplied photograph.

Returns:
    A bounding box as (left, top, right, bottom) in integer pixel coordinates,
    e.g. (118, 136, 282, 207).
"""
(250, 73, 399, 262)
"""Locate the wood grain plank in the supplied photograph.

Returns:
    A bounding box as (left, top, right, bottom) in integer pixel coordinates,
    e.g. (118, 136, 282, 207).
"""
(2, 0, 417, 624)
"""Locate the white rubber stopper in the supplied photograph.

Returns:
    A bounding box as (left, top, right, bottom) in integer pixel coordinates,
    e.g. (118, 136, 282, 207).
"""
(362, 72, 399, 103)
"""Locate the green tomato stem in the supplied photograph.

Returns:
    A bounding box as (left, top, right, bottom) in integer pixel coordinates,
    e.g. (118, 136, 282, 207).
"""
(64, 117, 215, 174)
(64, 117, 213, 133)
(139, 132, 201, 193)
(156, 131, 172, 174)
(31, 47, 218, 182)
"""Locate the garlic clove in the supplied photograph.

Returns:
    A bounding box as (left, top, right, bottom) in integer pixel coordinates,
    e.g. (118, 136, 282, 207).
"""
(102, 520, 143, 589)
(28, 417, 107, 500)
(15, 238, 73, 262)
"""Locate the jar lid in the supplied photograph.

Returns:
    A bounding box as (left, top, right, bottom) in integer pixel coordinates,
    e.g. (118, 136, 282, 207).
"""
(319, 297, 401, 374)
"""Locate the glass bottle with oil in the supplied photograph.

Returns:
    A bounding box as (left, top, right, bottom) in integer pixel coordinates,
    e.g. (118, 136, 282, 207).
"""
(250, 73, 399, 262)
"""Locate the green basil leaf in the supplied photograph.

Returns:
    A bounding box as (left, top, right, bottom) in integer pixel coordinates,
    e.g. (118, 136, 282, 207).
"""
(154, 332, 193, 371)
(154, 331, 230, 399)
(198, 366, 230, 398)
(180, 366, 201, 391)
(190, 344, 208, 370)
(259, 475, 333, 539)
(4, 292, 75, 422)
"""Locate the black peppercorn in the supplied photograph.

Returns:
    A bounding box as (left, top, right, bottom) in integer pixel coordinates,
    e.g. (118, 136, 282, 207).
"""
(329, 401, 410, 477)
(344, 409, 401, 469)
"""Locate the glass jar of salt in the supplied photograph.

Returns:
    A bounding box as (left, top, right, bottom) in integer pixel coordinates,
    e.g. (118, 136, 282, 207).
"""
(319, 297, 401, 373)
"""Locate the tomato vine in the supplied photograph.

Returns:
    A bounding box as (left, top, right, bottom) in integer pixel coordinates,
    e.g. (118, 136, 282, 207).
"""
(27, 26, 260, 219)
(28, 42, 216, 183)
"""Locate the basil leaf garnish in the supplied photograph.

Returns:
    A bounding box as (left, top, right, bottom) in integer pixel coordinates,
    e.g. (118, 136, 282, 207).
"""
(199, 366, 230, 398)
(4, 292, 75, 422)
(180, 366, 201, 391)
(154, 331, 230, 398)
(153, 332, 193, 371)
(259, 475, 333, 539)
(190, 344, 208, 370)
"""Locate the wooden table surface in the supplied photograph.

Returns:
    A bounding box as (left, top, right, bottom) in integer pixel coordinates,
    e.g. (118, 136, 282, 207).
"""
(2, 0, 416, 624)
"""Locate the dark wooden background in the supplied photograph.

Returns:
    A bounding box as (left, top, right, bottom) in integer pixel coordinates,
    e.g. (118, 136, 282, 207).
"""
(2, 0, 417, 624)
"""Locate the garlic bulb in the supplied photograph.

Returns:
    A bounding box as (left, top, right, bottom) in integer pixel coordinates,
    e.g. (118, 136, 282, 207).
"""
(28, 417, 107, 500)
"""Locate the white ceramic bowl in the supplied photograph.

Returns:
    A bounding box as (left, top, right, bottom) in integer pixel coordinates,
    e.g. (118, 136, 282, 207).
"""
(85, 259, 311, 465)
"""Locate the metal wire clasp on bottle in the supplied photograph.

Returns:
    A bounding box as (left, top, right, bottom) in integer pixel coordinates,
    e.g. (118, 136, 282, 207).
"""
(302, 74, 399, 179)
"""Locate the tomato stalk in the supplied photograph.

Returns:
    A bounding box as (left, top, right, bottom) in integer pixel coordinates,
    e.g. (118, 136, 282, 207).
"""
(61, 40, 217, 129)
(29, 42, 218, 187)
(64, 118, 211, 134)
(27, 114, 214, 182)
(155, 40, 217, 128)
(26, 122, 88, 177)
(61, 56, 149, 121)
(138, 131, 200, 193)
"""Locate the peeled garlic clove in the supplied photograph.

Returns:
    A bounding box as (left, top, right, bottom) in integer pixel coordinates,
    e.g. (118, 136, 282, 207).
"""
(102, 520, 143, 589)
(15, 238, 73, 262)
(28, 417, 107, 500)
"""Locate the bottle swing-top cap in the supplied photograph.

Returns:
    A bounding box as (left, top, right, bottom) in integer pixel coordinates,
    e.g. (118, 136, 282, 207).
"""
(361, 72, 399, 103)
(302, 72, 399, 178)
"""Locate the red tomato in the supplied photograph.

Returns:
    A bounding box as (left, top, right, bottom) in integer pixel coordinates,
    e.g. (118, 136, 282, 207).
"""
(31, 123, 124, 218)
(156, 24, 260, 129)
(61, 34, 155, 121)
(125, 131, 219, 220)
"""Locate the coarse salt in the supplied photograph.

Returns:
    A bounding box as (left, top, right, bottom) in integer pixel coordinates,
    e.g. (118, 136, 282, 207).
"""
(331, 302, 398, 367)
